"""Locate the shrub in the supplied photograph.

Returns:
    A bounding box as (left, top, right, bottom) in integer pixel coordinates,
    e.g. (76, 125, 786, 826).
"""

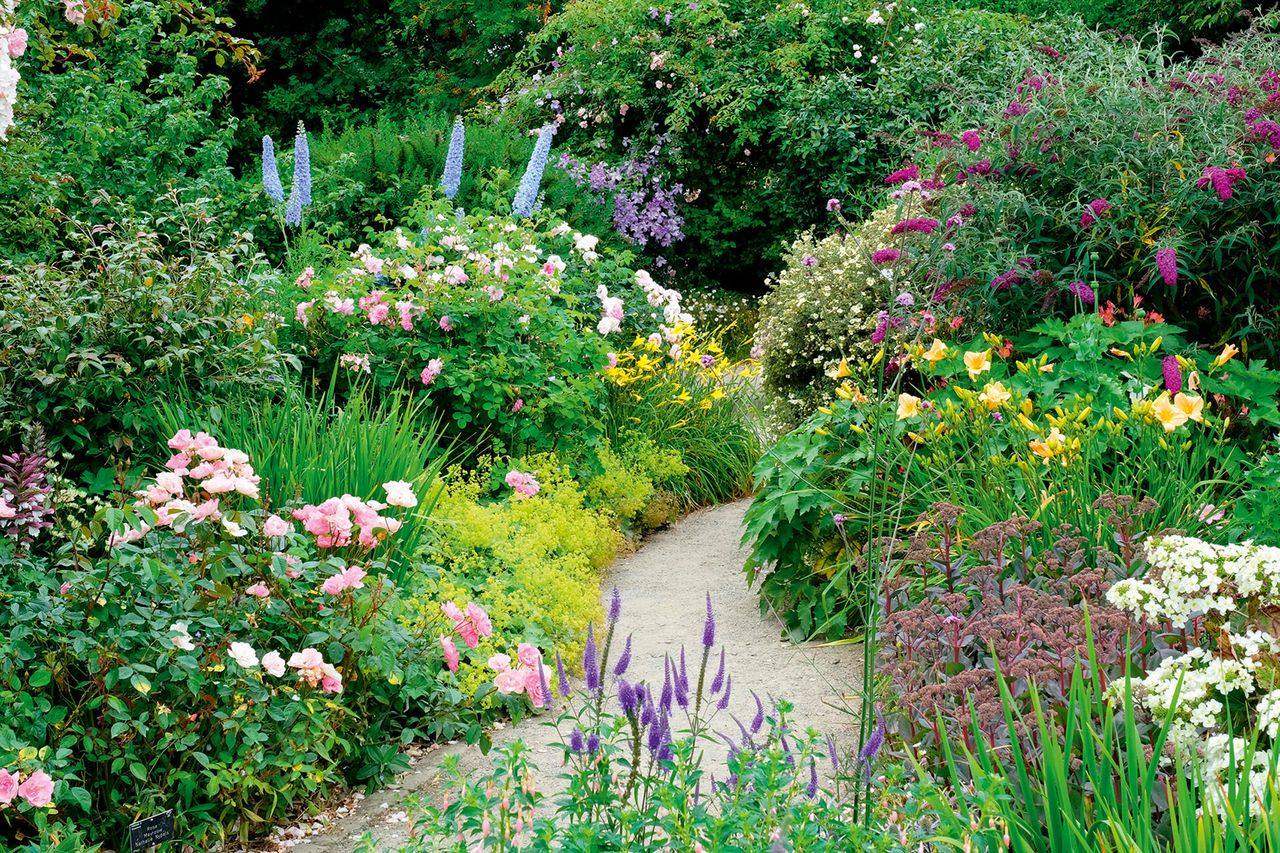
(875, 18, 1280, 357)
(0, 205, 294, 473)
(756, 207, 897, 424)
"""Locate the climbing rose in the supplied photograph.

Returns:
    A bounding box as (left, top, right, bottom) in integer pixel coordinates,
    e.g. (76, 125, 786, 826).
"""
(245, 582, 270, 599)
(16, 769, 53, 808)
(6, 28, 26, 58)
(505, 470, 540, 499)
(1156, 247, 1178, 286)
(440, 636, 460, 672)
(382, 480, 417, 508)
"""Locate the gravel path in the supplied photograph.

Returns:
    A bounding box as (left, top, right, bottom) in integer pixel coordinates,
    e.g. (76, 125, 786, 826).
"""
(277, 500, 861, 852)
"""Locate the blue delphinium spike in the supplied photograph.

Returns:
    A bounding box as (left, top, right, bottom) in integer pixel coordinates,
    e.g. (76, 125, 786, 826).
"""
(441, 117, 465, 200)
(511, 124, 556, 218)
(261, 136, 284, 203)
(285, 191, 303, 227)
(293, 121, 312, 207)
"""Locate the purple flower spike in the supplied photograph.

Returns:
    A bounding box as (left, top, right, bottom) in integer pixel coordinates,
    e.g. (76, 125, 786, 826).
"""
(538, 660, 553, 708)
(702, 592, 716, 648)
(749, 691, 764, 734)
(555, 651, 571, 698)
(587, 733, 601, 754)
(806, 758, 818, 798)
(608, 586, 622, 624)
(614, 634, 633, 677)
(583, 624, 600, 694)
(826, 733, 840, 771)
(1156, 247, 1178, 287)
(1162, 355, 1183, 393)
(675, 649, 690, 709)
(709, 648, 726, 694)
(619, 680, 639, 716)
(569, 727, 585, 754)
(660, 657, 674, 712)
(858, 715, 886, 781)
(716, 675, 732, 711)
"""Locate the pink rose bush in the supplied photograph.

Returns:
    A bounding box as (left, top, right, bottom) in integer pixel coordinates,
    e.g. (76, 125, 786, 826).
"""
(0, 766, 56, 808)
(489, 643, 552, 708)
(504, 469, 540, 499)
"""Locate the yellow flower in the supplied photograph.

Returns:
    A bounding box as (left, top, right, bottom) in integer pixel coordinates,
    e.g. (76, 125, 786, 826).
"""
(833, 359, 853, 379)
(1152, 392, 1189, 431)
(922, 339, 948, 365)
(963, 349, 992, 381)
(978, 382, 1011, 410)
(1209, 343, 1240, 371)
(1174, 392, 1204, 423)
(1029, 427, 1067, 461)
(897, 393, 922, 420)
(1038, 361, 1055, 374)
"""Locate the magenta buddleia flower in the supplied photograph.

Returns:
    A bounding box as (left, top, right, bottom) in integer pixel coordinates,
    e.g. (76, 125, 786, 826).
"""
(1162, 355, 1183, 393)
(871, 248, 902, 265)
(1156, 247, 1179, 287)
(960, 129, 981, 152)
(990, 268, 1025, 291)
(1035, 45, 1065, 60)
(884, 164, 920, 184)
(870, 313, 889, 344)
(1079, 197, 1111, 229)
(1067, 280, 1096, 305)
(1196, 165, 1247, 200)
(890, 217, 940, 235)
(1004, 99, 1030, 118)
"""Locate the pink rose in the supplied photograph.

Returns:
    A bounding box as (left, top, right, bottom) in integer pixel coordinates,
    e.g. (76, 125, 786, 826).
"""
(245, 582, 270, 599)
(494, 668, 526, 695)
(517, 643, 541, 669)
(523, 665, 549, 707)
(465, 602, 493, 638)
(0, 769, 17, 804)
(261, 651, 286, 677)
(487, 653, 511, 673)
(263, 514, 291, 537)
(321, 574, 348, 596)
(17, 769, 54, 808)
(440, 636, 460, 672)
(6, 28, 28, 59)
(320, 663, 343, 694)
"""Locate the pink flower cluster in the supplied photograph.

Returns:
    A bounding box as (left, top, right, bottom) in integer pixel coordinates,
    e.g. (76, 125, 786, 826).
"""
(0, 767, 54, 808)
(490, 644, 550, 707)
(292, 494, 403, 549)
(420, 358, 443, 386)
(320, 566, 367, 595)
(596, 285, 625, 335)
(1196, 164, 1247, 200)
(505, 470, 540, 499)
(439, 600, 493, 672)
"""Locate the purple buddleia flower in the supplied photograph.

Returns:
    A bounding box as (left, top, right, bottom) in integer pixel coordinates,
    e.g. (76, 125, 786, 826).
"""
(261, 136, 284, 203)
(1163, 355, 1183, 393)
(806, 758, 818, 798)
(703, 593, 716, 648)
(1156, 247, 1178, 287)
(749, 691, 764, 734)
(857, 715, 886, 781)
(569, 727, 585, 754)
(608, 586, 622, 625)
(583, 624, 600, 694)
(614, 635, 632, 676)
(1067, 280, 1095, 305)
(555, 651, 571, 697)
(716, 675, 731, 711)
(709, 648, 726, 694)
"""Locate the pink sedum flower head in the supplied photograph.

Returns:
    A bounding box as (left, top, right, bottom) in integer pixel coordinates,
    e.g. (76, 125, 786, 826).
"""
(17, 769, 53, 808)
(382, 480, 417, 508)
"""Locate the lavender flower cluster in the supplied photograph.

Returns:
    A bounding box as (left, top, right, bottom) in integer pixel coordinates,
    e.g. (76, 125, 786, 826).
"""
(559, 144, 686, 248)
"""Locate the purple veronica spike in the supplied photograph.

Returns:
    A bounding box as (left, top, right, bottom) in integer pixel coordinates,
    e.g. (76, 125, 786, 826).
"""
(569, 727, 585, 754)
(537, 659, 553, 708)
(709, 648, 726, 694)
(858, 715, 886, 781)
(614, 635, 632, 677)
(647, 711, 666, 752)
(555, 651, 571, 698)
(608, 586, 622, 624)
(641, 693, 656, 728)
(826, 733, 840, 771)
(716, 675, 732, 711)
(583, 624, 600, 693)
(660, 658, 674, 712)
(806, 758, 818, 798)
(619, 680, 639, 716)
(675, 649, 689, 709)
(587, 733, 600, 754)
(749, 691, 764, 734)
(702, 592, 716, 648)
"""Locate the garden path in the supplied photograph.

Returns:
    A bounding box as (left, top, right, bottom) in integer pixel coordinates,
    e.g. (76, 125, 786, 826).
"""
(272, 500, 859, 852)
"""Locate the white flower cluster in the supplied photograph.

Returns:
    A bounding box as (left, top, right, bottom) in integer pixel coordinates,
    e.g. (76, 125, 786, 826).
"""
(1106, 536, 1280, 814)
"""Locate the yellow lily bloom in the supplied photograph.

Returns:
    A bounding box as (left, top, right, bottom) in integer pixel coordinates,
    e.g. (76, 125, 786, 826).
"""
(963, 349, 992, 381)
(897, 393, 923, 420)
(833, 359, 853, 379)
(1152, 392, 1189, 431)
(1029, 427, 1067, 461)
(1209, 343, 1240, 371)
(922, 339, 948, 365)
(978, 382, 1012, 410)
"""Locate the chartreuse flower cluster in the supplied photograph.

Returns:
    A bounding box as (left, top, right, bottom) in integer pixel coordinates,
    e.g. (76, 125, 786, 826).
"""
(1107, 535, 1280, 813)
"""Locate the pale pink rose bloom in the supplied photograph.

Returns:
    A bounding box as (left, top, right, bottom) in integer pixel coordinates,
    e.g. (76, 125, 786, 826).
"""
(7, 28, 29, 59)
(440, 636, 460, 672)
(233, 477, 261, 499)
(263, 514, 291, 537)
(320, 663, 344, 694)
(17, 769, 53, 808)
(487, 653, 511, 673)
(289, 648, 324, 671)
(382, 481, 417, 508)
(465, 602, 493, 638)
(154, 471, 184, 494)
(455, 619, 480, 650)
(494, 668, 526, 695)
(201, 474, 235, 494)
(168, 429, 195, 451)
(0, 769, 18, 803)
(442, 601, 464, 622)
(261, 651, 286, 677)
(438, 315, 454, 332)
(517, 643, 541, 669)
(245, 583, 270, 599)
(340, 566, 367, 589)
(420, 358, 443, 386)
(228, 642, 258, 669)
(321, 573, 348, 596)
(191, 499, 221, 521)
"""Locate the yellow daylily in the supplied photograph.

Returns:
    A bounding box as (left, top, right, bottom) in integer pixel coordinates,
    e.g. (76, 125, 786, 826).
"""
(897, 393, 923, 420)
(978, 382, 1012, 410)
(1174, 392, 1204, 423)
(1209, 343, 1240, 371)
(963, 349, 992, 381)
(1152, 392, 1189, 431)
(1029, 427, 1068, 461)
(833, 359, 853, 379)
(922, 339, 948, 365)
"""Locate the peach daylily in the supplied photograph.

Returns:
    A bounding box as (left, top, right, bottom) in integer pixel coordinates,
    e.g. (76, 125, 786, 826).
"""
(896, 393, 923, 420)
(922, 339, 948, 366)
(1152, 392, 1189, 432)
(963, 349, 992, 381)
(1174, 392, 1204, 423)
(978, 382, 1012, 410)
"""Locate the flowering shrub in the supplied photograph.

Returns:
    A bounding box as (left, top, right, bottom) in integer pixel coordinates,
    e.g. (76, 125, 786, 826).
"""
(292, 199, 690, 458)
(0, 432, 493, 846)
(744, 314, 1270, 637)
(873, 18, 1280, 356)
(1107, 535, 1280, 809)
(756, 207, 899, 424)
